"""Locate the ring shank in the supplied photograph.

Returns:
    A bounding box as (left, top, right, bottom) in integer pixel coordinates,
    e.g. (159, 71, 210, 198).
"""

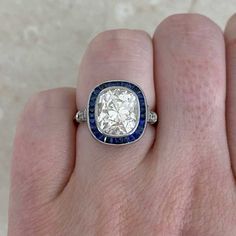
(147, 110, 158, 124)
(75, 109, 87, 123)
(75, 109, 158, 124)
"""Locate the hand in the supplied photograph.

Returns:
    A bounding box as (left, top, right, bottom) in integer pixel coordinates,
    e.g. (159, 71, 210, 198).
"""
(8, 14, 236, 236)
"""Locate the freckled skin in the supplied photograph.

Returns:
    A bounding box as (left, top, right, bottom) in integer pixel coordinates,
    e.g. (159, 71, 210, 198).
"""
(8, 14, 236, 236)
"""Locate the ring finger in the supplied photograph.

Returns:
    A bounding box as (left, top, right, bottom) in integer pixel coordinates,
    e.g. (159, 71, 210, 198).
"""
(75, 29, 155, 178)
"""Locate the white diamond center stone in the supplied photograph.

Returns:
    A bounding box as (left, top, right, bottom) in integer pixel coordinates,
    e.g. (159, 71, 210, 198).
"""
(95, 87, 139, 137)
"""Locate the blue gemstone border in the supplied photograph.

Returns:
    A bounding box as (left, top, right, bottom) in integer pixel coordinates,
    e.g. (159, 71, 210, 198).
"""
(88, 81, 147, 145)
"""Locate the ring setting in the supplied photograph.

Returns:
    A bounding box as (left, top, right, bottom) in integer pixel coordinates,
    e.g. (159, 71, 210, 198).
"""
(75, 81, 157, 145)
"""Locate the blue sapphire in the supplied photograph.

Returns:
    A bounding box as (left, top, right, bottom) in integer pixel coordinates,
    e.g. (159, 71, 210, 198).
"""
(87, 80, 149, 145)
(125, 83, 133, 89)
(130, 135, 136, 142)
(99, 84, 106, 90)
(122, 136, 129, 143)
(89, 118, 95, 123)
(93, 88, 101, 96)
(113, 137, 123, 144)
(91, 128, 97, 134)
(108, 137, 113, 143)
(99, 137, 105, 142)
(89, 101, 96, 107)
(139, 97, 145, 103)
(133, 132, 140, 139)
(90, 93, 97, 99)
(136, 91, 142, 97)
(133, 86, 140, 94)
(140, 106, 146, 112)
(94, 132, 101, 138)
(113, 138, 118, 144)
(119, 81, 125, 87)
(139, 120, 145, 127)
(136, 128, 143, 135)
(140, 114, 146, 119)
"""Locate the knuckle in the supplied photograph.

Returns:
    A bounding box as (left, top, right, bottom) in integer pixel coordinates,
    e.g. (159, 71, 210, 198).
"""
(87, 29, 152, 61)
(174, 57, 224, 117)
(155, 13, 223, 43)
(25, 89, 56, 111)
(154, 14, 225, 121)
(18, 90, 52, 126)
(18, 89, 60, 134)
(92, 29, 150, 45)
(24, 88, 74, 116)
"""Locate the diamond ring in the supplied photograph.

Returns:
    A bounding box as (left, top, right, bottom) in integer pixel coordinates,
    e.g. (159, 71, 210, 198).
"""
(75, 81, 158, 145)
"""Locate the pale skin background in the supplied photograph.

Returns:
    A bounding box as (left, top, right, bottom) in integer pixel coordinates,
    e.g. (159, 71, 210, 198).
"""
(1, 0, 236, 235)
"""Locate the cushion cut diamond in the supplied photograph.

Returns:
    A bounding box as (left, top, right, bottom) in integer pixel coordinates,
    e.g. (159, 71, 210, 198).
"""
(95, 87, 139, 136)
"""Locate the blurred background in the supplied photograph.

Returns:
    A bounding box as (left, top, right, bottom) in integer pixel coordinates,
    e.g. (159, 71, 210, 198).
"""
(0, 0, 235, 234)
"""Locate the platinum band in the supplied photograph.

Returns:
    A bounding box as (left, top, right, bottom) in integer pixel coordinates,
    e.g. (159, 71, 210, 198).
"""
(75, 108, 158, 124)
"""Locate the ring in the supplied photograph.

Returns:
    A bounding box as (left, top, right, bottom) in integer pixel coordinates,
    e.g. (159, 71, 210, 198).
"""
(75, 81, 158, 145)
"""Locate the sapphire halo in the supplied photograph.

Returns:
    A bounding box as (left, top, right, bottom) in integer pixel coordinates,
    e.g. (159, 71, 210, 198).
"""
(75, 81, 158, 145)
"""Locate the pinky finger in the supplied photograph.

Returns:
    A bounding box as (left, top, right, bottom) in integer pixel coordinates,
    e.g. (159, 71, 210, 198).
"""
(225, 14, 236, 176)
(9, 87, 77, 231)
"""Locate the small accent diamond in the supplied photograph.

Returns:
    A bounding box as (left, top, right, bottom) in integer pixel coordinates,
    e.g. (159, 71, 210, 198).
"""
(95, 87, 139, 136)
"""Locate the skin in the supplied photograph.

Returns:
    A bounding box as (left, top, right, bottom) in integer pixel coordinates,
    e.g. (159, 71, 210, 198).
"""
(7, 13, 236, 235)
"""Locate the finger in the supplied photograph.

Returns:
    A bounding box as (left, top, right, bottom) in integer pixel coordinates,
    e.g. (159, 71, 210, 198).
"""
(225, 14, 236, 176)
(76, 29, 155, 174)
(153, 14, 231, 173)
(10, 88, 76, 208)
